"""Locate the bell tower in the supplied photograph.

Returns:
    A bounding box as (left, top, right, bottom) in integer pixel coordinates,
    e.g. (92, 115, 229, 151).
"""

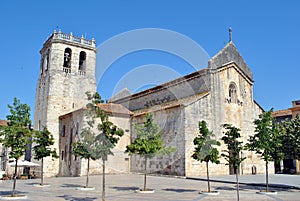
(34, 30, 97, 176)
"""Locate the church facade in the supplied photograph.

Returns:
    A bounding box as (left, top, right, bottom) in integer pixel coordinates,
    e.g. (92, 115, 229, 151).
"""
(34, 31, 271, 177)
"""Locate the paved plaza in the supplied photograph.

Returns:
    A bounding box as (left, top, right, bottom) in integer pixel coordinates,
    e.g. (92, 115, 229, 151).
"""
(0, 174, 300, 201)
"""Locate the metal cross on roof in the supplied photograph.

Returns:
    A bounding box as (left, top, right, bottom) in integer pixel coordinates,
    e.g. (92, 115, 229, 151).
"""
(229, 27, 232, 42)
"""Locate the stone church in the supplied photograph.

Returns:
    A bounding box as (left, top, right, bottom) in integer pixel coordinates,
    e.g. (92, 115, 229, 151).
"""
(34, 30, 270, 177)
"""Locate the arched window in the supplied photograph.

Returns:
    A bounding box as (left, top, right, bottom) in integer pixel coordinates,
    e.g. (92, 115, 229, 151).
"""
(40, 57, 44, 75)
(78, 51, 86, 75)
(44, 50, 50, 72)
(46, 50, 50, 71)
(229, 82, 237, 103)
(63, 48, 72, 73)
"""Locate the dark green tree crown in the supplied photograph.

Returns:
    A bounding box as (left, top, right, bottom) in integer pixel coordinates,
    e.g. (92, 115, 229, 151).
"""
(125, 113, 175, 158)
(73, 91, 124, 161)
(192, 120, 220, 164)
(221, 124, 245, 169)
(33, 127, 59, 160)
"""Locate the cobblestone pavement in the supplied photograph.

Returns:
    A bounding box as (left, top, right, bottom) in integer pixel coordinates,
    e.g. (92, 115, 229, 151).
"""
(0, 174, 300, 201)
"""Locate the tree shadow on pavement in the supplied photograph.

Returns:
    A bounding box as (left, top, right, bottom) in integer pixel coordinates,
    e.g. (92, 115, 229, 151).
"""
(162, 188, 197, 193)
(58, 195, 97, 201)
(0, 190, 26, 196)
(214, 186, 236, 191)
(111, 186, 139, 191)
(215, 184, 295, 192)
(60, 184, 83, 188)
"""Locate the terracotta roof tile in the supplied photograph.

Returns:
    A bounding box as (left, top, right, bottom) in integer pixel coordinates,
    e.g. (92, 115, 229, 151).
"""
(97, 103, 133, 115)
(272, 109, 292, 117)
(0, 120, 7, 126)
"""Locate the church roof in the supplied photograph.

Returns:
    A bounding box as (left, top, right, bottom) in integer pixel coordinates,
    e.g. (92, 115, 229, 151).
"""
(110, 68, 209, 104)
(60, 103, 133, 119)
(109, 88, 132, 102)
(272, 109, 292, 118)
(0, 120, 7, 126)
(97, 103, 133, 116)
(208, 42, 253, 81)
(132, 91, 209, 117)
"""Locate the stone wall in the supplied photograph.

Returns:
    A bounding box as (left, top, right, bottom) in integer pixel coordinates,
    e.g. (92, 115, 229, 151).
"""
(58, 109, 83, 176)
(59, 109, 131, 177)
(202, 63, 267, 176)
(130, 106, 186, 176)
(184, 94, 213, 176)
(182, 62, 270, 177)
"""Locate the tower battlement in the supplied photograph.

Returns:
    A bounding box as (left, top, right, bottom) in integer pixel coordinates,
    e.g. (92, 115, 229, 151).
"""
(42, 30, 96, 52)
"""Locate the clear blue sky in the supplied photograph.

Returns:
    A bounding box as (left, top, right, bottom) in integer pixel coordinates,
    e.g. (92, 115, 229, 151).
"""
(0, 0, 299, 120)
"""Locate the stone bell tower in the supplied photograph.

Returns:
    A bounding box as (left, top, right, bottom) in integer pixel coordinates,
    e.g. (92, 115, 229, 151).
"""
(34, 30, 97, 176)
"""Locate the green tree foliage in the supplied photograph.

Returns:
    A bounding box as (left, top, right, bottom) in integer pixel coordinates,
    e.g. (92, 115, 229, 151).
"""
(221, 124, 245, 201)
(0, 98, 32, 197)
(33, 127, 58, 186)
(73, 126, 101, 188)
(192, 120, 220, 192)
(280, 115, 300, 160)
(246, 109, 283, 192)
(72, 92, 124, 201)
(125, 113, 175, 191)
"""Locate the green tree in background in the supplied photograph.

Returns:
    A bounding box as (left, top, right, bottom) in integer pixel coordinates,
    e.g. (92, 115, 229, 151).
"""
(192, 120, 220, 192)
(221, 124, 245, 201)
(33, 127, 58, 186)
(280, 115, 300, 161)
(125, 113, 175, 191)
(0, 98, 32, 197)
(73, 92, 124, 201)
(246, 109, 284, 192)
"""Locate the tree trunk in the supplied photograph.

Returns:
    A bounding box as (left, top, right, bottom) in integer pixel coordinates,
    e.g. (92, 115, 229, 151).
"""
(143, 157, 147, 191)
(266, 161, 269, 192)
(86, 158, 90, 188)
(41, 158, 44, 186)
(102, 158, 106, 201)
(206, 161, 211, 192)
(235, 169, 240, 201)
(12, 160, 18, 197)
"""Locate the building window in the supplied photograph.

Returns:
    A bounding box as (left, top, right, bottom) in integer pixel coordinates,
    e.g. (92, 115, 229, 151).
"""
(70, 128, 73, 152)
(45, 50, 50, 72)
(63, 48, 72, 73)
(76, 122, 79, 135)
(62, 125, 66, 137)
(78, 51, 86, 75)
(70, 128, 73, 144)
(40, 57, 44, 75)
(61, 151, 64, 160)
(229, 82, 237, 103)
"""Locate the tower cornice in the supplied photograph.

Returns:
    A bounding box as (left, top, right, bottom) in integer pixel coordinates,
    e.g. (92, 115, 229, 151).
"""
(41, 30, 96, 53)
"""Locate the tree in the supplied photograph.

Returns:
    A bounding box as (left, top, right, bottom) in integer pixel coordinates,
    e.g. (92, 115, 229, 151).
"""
(0, 98, 32, 197)
(33, 127, 58, 186)
(221, 124, 245, 201)
(125, 113, 175, 191)
(73, 92, 124, 201)
(72, 127, 98, 189)
(246, 109, 283, 192)
(192, 120, 220, 192)
(280, 115, 300, 162)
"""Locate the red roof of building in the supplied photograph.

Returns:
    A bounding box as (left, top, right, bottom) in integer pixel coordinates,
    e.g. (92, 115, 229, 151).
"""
(0, 120, 7, 126)
(97, 103, 133, 115)
(272, 109, 292, 118)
